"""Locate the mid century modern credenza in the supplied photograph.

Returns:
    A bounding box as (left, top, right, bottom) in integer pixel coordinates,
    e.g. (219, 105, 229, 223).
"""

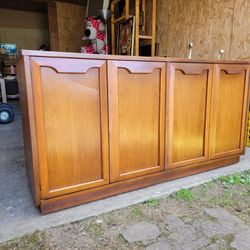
(17, 50, 250, 214)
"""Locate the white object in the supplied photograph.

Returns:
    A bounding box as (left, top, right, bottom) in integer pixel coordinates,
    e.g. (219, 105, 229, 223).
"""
(0, 78, 7, 103)
(4, 75, 16, 80)
(188, 42, 193, 59)
(103, 0, 109, 10)
(217, 50, 225, 60)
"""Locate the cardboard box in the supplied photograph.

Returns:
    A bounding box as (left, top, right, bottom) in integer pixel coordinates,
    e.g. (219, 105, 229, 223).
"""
(0, 43, 17, 59)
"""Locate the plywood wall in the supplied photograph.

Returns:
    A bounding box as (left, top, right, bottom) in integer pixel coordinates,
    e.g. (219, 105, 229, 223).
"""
(230, 0, 250, 60)
(0, 8, 49, 50)
(57, 2, 86, 52)
(156, 0, 250, 60)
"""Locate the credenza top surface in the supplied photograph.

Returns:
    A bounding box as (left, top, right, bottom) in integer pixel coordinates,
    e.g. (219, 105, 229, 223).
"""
(19, 50, 250, 65)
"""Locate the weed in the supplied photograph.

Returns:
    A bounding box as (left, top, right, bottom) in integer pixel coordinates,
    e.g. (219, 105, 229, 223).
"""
(221, 190, 233, 207)
(204, 196, 221, 208)
(224, 234, 235, 247)
(135, 240, 144, 247)
(219, 172, 250, 186)
(131, 205, 142, 216)
(143, 198, 159, 207)
(0, 231, 45, 250)
(87, 223, 104, 237)
(206, 181, 217, 189)
(175, 188, 193, 202)
(210, 235, 220, 244)
(104, 213, 117, 226)
(246, 208, 250, 215)
(2, 170, 250, 250)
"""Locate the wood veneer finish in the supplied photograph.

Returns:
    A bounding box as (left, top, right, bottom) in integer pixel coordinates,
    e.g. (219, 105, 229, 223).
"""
(29, 57, 109, 199)
(209, 64, 249, 159)
(108, 60, 166, 182)
(17, 51, 250, 213)
(20, 50, 250, 64)
(167, 63, 213, 168)
(41, 156, 239, 214)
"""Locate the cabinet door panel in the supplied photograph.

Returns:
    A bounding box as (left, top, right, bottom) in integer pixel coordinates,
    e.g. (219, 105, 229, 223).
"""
(30, 57, 109, 198)
(167, 63, 212, 168)
(210, 64, 249, 159)
(108, 60, 166, 182)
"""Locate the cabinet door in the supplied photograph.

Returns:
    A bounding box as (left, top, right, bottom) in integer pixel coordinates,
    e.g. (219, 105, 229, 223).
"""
(167, 63, 212, 168)
(108, 60, 166, 182)
(30, 57, 109, 199)
(209, 64, 249, 159)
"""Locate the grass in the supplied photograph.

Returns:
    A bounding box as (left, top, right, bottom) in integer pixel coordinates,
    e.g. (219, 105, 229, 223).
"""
(143, 198, 159, 207)
(246, 208, 250, 215)
(131, 205, 142, 216)
(1, 170, 250, 249)
(104, 213, 117, 226)
(175, 188, 193, 202)
(87, 223, 104, 237)
(221, 189, 234, 207)
(191, 171, 250, 213)
(0, 231, 45, 250)
(219, 171, 250, 186)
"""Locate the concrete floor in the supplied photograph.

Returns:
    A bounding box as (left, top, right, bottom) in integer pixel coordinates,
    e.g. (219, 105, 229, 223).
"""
(0, 101, 250, 243)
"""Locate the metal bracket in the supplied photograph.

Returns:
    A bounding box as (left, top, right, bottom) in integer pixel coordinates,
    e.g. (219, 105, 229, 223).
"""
(188, 42, 193, 59)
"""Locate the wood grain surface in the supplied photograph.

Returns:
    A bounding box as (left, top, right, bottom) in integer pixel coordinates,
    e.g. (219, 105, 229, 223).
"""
(108, 60, 166, 182)
(17, 52, 250, 213)
(167, 63, 212, 168)
(155, 0, 250, 60)
(209, 64, 250, 159)
(30, 57, 109, 198)
(41, 155, 240, 214)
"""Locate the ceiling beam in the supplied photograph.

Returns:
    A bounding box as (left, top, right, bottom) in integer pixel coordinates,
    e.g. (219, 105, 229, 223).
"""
(34, 0, 87, 6)
(0, 0, 47, 13)
(0, 0, 87, 13)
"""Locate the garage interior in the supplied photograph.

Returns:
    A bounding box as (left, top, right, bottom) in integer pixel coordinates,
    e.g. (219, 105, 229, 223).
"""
(0, 0, 250, 242)
(1, 0, 250, 58)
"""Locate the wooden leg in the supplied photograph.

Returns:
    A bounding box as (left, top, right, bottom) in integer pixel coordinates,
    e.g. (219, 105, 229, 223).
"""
(142, 0, 145, 35)
(151, 0, 156, 56)
(125, 0, 129, 19)
(135, 0, 140, 56)
(111, 2, 115, 55)
(0, 78, 7, 103)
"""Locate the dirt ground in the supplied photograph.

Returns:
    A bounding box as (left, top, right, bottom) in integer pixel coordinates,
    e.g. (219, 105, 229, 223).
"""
(1, 170, 250, 250)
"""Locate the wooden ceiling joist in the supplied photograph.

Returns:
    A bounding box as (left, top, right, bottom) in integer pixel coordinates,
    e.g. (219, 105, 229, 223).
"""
(0, 0, 87, 13)
(34, 0, 87, 6)
(0, 0, 47, 13)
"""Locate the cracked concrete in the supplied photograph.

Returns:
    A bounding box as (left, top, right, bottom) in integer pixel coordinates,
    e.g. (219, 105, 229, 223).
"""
(0, 101, 250, 243)
(143, 209, 250, 250)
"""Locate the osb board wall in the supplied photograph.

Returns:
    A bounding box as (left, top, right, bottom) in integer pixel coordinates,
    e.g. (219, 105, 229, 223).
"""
(230, 0, 250, 60)
(156, 0, 250, 60)
(156, 0, 235, 60)
(0, 8, 49, 50)
(56, 2, 86, 52)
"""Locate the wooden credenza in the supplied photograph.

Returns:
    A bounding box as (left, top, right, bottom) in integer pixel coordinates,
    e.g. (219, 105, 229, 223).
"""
(17, 51, 250, 214)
